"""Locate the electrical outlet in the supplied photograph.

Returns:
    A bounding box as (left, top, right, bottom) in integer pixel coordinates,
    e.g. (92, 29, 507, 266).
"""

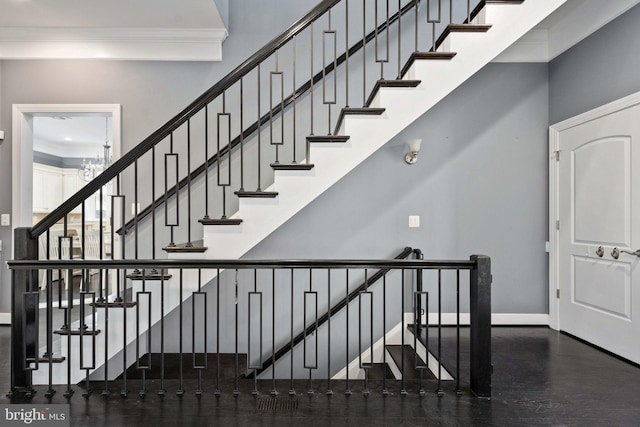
(408, 215, 420, 228)
(1, 214, 10, 226)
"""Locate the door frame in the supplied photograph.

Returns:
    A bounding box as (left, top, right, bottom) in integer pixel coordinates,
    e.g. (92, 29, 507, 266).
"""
(549, 90, 640, 331)
(11, 104, 122, 257)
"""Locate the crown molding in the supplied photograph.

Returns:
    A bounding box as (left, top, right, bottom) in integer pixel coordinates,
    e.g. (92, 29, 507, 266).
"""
(0, 27, 228, 61)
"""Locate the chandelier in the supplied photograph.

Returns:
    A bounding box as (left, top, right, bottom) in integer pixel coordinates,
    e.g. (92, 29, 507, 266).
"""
(79, 117, 111, 182)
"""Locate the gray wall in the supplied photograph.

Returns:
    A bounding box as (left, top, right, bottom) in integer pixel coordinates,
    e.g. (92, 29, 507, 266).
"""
(549, 3, 640, 124)
(0, 0, 318, 315)
(246, 62, 551, 315)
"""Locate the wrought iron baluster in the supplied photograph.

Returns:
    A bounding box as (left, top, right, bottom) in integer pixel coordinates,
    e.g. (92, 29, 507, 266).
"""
(289, 268, 295, 396)
(323, 10, 337, 134)
(428, 0, 443, 52)
(193, 269, 207, 396)
(326, 269, 332, 395)
(186, 120, 193, 247)
(437, 268, 444, 396)
(177, 269, 184, 396)
(203, 105, 210, 220)
(271, 51, 284, 163)
(362, 0, 367, 106)
(345, 269, 351, 395)
(456, 268, 462, 395)
(218, 95, 232, 219)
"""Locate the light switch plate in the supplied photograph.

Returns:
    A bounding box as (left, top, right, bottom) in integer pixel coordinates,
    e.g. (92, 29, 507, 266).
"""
(0, 130, 5, 140)
(408, 215, 420, 228)
(0, 214, 10, 226)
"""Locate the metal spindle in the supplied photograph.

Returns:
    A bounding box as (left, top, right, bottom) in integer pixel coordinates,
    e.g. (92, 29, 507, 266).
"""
(256, 65, 262, 191)
(215, 269, 221, 396)
(234, 269, 240, 396)
(218, 98, 231, 218)
(186, 120, 193, 246)
(382, 272, 388, 395)
(456, 269, 462, 395)
(177, 269, 184, 396)
(345, 269, 351, 395)
(239, 78, 245, 191)
(271, 269, 277, 395)
(428, 0, 442, 52)
(193, 269, 207, 396)
(400, 268, 406, 395)
(362, 0, 367, 106)
(292, 36, 298, 163)
(248, 269, 262, 395)
(415, 0, 419, 52)
(159, 272, 166, 396)
(437, 268, 443, 396)
(289, 268, 295, 395)
(323, 10, 337, 134)
(152, 146, 156, 260)
(397, 0, 402, 78)
(310, 22, 315, 136)
(345, 0, 350, 107)
(200, 105, 209, 220)
(326, 269, 332, 395)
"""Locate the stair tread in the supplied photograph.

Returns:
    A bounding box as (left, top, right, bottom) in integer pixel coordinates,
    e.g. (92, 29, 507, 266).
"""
(366, 363, 394, 380)
(120, 353, 249, 380)
(271, 162, 315, 171)
(386, 344, 435, 380)
(163, 241, 207, 253)
(234, 190, 279, 198)
(412, 325, 464, 377)
(199, 217, 243, 225)
(365, 79, 422, 107)
(400, 52, 457, 79)
(126, 269, 173, 280)
(435, 24, 492, 51)
(334, 107, 386, 134)
(306, 134, 350, 143)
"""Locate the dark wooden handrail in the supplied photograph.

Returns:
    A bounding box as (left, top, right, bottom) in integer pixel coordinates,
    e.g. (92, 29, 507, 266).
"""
(116, 0, 418, 235)
(29, 0, 343, 239)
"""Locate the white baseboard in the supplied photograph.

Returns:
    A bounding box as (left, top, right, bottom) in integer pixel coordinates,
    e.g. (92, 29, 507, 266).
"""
(413, 313, 549, 326)
(0, 313, 11, 325)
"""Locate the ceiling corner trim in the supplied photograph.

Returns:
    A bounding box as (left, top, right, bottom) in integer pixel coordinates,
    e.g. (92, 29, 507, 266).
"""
(0, 27, 228, 61)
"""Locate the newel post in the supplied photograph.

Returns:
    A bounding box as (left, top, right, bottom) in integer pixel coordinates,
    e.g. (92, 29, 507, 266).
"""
(10, 227, 39, 397)
(469, 254, 491, 398)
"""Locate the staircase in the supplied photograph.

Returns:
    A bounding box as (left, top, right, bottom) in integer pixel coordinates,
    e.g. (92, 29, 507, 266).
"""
(16, 0, 565, 388)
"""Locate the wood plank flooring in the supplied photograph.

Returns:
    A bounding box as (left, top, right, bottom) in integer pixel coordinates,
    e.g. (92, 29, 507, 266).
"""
(2, 326, 639, 426)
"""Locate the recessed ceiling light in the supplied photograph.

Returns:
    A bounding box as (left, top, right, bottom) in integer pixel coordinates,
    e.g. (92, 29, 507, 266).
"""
(64, 137, 73, 141)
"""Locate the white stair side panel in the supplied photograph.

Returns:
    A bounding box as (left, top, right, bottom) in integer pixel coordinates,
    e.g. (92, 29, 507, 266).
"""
(204, 0, 566, 259)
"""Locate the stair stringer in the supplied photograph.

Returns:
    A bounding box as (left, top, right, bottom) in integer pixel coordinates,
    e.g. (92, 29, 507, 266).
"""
(202, 0, 566, 259)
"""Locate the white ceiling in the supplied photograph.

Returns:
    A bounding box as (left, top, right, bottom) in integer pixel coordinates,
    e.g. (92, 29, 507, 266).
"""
(0, 0, 228, 60)
(33, 114, 111, 159)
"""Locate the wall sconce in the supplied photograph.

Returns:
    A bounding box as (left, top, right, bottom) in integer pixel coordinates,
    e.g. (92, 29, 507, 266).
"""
(405, 138, 422, 164)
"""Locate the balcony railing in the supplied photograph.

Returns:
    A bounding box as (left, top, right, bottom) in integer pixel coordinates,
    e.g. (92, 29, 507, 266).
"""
(8, 247, 491, 399)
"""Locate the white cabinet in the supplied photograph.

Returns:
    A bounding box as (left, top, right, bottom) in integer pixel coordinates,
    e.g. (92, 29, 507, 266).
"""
(62, 169, 88, 214)
(33, 164, 62, 213)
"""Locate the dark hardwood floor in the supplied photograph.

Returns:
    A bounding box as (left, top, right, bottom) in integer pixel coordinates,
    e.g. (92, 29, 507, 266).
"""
(1, 325, 639, 426)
